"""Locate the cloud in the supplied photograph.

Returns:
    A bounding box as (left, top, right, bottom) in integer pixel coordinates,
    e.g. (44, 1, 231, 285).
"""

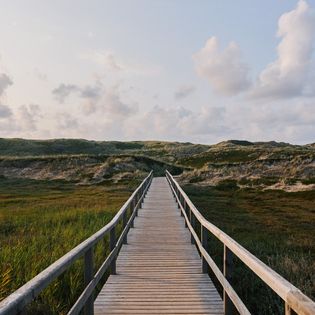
(81, 51, 123, 71)
(52, 83, 79, 103)
(250, 0, 315, 99)
(79, 50, 161, 77)
(0, 73, 13, 97)
(174, 85, 195, 100)
(56, 112, 78, 130)
(193, 37, 251, 96)
(126, 105, 226, 140)
(79, 84, 102, 100)
(102, 87, 138, 118)
(17, 104, 42, 130)
(52, 80, 137, 118)
(52, 81, 102, 107)
(0, 73, 13, 120)
(0, 104, 12, 118)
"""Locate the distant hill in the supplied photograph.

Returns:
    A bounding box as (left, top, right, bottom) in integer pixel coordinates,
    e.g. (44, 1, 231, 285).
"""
(0, 138, 209, 161)
(0, 138, 314, 190)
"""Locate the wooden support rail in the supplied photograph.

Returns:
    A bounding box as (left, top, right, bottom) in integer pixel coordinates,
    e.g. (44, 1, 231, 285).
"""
(166, 170, 315, 315)
(0, 171, 153, 315)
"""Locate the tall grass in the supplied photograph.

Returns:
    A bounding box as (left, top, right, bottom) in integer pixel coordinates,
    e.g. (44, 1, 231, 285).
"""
(183, 184, 315, 314)
(0, 178, 138, 314)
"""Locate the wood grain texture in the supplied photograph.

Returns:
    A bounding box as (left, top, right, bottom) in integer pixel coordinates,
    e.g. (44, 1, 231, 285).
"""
(94, 177, 223, 315)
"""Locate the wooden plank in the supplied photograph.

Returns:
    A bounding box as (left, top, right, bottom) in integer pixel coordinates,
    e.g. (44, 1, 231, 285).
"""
(94, 177, 223, 315)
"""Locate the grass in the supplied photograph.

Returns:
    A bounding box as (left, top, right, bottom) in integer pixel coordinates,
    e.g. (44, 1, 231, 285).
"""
(183, 184, 315, 314)
(0, 177, 140, 314)
(1, 174, 314, 314)
(179, 149, 260, 168)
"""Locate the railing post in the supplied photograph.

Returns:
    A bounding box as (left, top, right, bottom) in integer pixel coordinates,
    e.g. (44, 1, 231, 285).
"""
(285, 303, 292, 315)
(123, 210, 128, 244)
(84, 248, 94, 315)
(285, 303, 297, 315)
(180, 199, 184, 216)
(190, 209, 195, 244)
(139, 186, 143, 209)
(130, 200, 135, 228)
(135, 192, 139, 216)
(184, 202, 188, 228)
(224, 245, 233, 315)
(110, 226, 116, 275)
(201, 225, 209, 273)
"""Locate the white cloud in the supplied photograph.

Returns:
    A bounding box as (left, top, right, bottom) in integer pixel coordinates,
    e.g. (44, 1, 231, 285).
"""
(0, 73, 13, 120)
(250, 0, 315, 99)
(0, 73, 13, 96)
(81, 51, 123, 71)
(174, 85, 195, 100)
(56, 112, 78, 130)
(193, 37, 251, 96)
(52, 84, 80, 103)
(101, 87, 138, 118)
(79, 50, 161, 77)
(125, 105, 226, 140)
(0, 104, 12, 118)
(16, 104, 42, 131)
(52, 80, 137, 118)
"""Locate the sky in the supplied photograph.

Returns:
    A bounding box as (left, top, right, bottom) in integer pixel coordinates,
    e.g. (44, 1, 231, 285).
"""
(0, 0, 314, 144)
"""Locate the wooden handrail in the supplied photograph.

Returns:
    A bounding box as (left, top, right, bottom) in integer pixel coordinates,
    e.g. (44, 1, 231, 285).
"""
(0, 171, 153, 315)
(166, 170, 315, 315)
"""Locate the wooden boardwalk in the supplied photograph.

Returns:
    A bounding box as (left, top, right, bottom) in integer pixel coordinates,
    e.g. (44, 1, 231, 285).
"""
(94, 177, 223, 315)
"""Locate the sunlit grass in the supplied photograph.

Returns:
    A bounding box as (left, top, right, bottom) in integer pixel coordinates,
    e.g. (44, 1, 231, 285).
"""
(183, 184, 315, 315)
(0, 177, 138, 314)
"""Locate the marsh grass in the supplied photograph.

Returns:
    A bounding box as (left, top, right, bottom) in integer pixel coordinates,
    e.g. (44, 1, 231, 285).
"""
(183, 184, 315, 314)
(0, 177, 138, 314)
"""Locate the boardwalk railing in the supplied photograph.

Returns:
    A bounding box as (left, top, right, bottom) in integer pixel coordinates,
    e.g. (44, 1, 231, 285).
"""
(166, 170, 315, 315)
(0, 171, 153, 315)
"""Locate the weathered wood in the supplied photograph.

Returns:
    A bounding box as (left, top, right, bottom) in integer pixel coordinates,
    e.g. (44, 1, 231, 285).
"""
(201, 225, 209, 274)
(94, 177, 224, 315)
(109, 227, 116, 275)
(166, 170, 315, 315)
(84, 248, 94, 315)
(223, 245, 234, 315)
(122, 211, 128, 244)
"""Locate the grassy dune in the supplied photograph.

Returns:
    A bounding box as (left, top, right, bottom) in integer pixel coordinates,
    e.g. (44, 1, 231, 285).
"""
(183, 183, 315, 314)
(0, 178, 139, 314)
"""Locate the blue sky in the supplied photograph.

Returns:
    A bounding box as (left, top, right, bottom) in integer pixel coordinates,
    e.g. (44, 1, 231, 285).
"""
(0, 0, 314, 144)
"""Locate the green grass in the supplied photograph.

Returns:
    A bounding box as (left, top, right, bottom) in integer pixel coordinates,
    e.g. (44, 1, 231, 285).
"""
(0, 177, 139, 314)
(183, 184, 315, 314)
(179, 149, 260, 168)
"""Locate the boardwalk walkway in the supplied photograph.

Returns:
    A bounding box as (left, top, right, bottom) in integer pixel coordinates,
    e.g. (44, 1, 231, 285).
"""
(94, 177, 223, 315)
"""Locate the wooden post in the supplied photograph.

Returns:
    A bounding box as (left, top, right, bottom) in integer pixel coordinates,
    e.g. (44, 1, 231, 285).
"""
(285, 303, 297, 315)
(224, 245, 233, 315)
(180, 199, 184, 216)
(285, 303, 292, 315)
(190, 209, 195, 244)
(123, 210, 128, 244)
(129, 199, 134, 228)
(84, 248, 94, 315)
(139, 186, 143, 209)
(201, 225, 209, 273)
(110, 227, 116, 275)
(135, 192, 139, 216)
(184, 202, 188, 228)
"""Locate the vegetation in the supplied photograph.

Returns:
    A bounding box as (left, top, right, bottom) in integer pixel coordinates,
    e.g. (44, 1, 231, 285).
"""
(0, 177, 140, 314)
(0, 138, 208, 160)
(0, 137, 314, 314)
(183, 183, 315, 314)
